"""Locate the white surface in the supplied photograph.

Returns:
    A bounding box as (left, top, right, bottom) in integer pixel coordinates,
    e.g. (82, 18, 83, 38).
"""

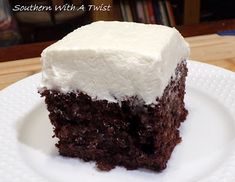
(0, 61, 235, 182)
(40, 21, 189, 104)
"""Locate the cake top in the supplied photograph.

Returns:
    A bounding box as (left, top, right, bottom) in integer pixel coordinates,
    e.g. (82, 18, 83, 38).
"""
(40, 21, 189, 104)
(45, 21, 184, 60)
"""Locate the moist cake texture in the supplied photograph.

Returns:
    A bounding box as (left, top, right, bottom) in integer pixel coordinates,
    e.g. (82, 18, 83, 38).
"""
(39, 21, 189, 171)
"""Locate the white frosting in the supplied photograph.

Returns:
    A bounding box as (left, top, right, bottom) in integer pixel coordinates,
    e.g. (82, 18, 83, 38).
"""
(40, 21, 189, 104)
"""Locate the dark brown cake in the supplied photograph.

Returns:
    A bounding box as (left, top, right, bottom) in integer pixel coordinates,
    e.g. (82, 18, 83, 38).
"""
(40, 60, 188, 171)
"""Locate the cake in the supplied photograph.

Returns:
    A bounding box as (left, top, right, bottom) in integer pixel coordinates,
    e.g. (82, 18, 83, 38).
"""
(39, 21, 189, 171)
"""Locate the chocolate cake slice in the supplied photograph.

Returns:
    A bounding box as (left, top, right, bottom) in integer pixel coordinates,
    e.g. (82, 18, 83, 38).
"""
(39, 21, 189, 171)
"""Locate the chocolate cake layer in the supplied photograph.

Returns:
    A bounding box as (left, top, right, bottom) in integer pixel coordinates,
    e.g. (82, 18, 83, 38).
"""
(40, 60, 188, 171)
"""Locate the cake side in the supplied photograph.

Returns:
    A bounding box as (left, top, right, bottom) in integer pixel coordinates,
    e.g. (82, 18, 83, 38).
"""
(40, 21, 189, 104)
(40, 60, 188, 171)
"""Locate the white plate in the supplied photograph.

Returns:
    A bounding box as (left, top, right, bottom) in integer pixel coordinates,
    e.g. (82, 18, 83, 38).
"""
(0, 60, 235, 182)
